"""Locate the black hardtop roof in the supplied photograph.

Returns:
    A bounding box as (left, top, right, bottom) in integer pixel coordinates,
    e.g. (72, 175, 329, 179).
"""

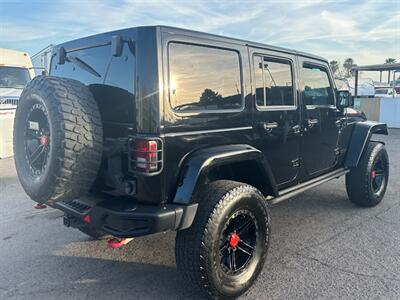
(157, 25, 327, 62)
(57, 25, 327, 63)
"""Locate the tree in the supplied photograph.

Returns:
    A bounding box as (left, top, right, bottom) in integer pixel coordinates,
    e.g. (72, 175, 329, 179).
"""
(329, 60, 339, 75)
(199, 88, 223, 106)
(343, 58, 356, 78)
(385, 58, 396, 64)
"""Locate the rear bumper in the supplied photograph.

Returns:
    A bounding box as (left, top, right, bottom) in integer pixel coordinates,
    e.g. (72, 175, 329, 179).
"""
(55, 198, 198, 238)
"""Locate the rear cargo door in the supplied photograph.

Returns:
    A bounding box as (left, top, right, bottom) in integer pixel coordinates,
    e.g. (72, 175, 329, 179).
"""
(50, 33, 136, 138)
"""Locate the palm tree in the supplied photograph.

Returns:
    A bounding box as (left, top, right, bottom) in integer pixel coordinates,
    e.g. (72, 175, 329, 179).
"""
(385, 58, 396, 64)
(329, 60, 339, 75)
(343, 58, 355, 78)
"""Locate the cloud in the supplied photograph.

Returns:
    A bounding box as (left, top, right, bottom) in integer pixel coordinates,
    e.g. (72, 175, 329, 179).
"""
(0, 0, 399, 65)
(0, 23, 60, 42)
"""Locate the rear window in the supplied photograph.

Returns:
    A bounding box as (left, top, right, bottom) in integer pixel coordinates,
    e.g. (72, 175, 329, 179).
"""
(51, 44, 135, 94)
(168, 43, 242, 112)
(51, 42, 136, 124)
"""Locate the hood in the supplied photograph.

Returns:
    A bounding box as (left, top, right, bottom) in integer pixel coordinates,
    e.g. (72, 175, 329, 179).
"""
(0, 87, 23, 98)
(345, 107, 367, 121)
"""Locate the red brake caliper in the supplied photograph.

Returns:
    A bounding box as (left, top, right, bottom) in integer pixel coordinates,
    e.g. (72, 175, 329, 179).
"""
(371, 170, 376, 179)
(229, 233, 240, 248)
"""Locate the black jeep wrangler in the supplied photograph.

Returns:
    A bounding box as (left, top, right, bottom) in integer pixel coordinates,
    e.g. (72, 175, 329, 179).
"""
(13, 26, 389, 299)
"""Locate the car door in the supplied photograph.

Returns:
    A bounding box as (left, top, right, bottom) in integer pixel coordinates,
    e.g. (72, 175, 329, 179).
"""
(249, 48, 301, 188)
(298, 58, 341, 179)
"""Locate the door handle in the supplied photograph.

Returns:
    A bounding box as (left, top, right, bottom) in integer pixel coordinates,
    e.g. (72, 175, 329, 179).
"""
(263, 122, 278, 133)
(306, 118, 319, 128)
(264, 122, 278, 129)
(292, 124, 301, 135)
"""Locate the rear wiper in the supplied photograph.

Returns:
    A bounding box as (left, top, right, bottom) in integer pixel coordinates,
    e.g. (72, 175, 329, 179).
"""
(67, 55, 101, 78)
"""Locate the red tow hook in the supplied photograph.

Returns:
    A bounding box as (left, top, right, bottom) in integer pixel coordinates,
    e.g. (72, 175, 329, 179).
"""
(107, 238, 134, 249)
(34, 203, 47, 209)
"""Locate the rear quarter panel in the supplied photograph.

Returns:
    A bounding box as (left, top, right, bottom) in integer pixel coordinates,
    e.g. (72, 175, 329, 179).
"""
(160, 29, 253, 203)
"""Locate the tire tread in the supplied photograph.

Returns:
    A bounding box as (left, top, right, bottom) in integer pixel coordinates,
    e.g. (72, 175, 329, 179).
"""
(14, 76, 103, 203)
(176, 180, 269, 299)
(346, 142, 389, 207)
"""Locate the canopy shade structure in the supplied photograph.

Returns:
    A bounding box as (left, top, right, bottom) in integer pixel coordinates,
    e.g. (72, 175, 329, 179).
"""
(352, 63, 400, 72)
(352, 63, 400, 97)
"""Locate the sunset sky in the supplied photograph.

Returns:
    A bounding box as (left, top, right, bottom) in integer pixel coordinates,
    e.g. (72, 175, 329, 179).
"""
(1, 0, 399, 68)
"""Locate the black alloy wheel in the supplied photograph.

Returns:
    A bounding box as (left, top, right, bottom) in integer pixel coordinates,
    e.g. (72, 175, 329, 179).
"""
(24, 103, 51, 176)
(219, 210, 257, 275)
(176, 180, 270, 299)
(370, 157, 387, 197)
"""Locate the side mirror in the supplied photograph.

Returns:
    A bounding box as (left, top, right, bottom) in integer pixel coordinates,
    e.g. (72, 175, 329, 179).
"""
(337, 90, 352, 109)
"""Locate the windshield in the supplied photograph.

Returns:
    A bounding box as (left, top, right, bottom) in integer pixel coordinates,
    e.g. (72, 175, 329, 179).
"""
(375, 89, 388, 94)
(0, 67, 31, 89)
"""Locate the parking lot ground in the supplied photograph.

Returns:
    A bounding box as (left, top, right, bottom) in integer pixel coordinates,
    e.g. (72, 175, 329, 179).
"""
(1, 129, 400, 299)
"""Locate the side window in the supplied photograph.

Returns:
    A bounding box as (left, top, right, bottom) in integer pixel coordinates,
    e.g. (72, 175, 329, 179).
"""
(168, 42, 242, 112)
(253, 55, 294, 108)
(301, 63, 334, 106)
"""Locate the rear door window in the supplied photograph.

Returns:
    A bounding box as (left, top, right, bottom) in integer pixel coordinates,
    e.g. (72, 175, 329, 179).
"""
(168, 42, 243, 112)
(253, 55, 295, 108)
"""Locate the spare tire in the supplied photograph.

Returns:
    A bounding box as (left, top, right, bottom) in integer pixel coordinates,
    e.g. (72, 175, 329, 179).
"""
(13, 76, 103, 204)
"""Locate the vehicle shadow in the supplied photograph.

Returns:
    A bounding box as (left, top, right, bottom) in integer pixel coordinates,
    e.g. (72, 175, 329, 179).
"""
(4, 183, 395, 300)
(40, 186, 358, 299)
(5, 255, 202, 299)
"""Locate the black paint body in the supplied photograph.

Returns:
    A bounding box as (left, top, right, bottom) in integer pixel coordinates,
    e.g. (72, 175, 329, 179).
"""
(49, 25, 387, 219)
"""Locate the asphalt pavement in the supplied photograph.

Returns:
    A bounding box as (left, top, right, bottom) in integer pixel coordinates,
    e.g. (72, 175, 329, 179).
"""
(1, 130, 399, 300)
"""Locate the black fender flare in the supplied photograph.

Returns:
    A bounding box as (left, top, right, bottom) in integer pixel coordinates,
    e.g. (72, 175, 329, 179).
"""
(172, 144, 278, 205)
(345, 121, 388, 167)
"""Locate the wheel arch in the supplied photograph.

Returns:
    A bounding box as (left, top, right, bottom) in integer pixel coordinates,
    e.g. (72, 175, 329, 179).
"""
(345, 121, 388, 168)
(172, 144, 278, 205)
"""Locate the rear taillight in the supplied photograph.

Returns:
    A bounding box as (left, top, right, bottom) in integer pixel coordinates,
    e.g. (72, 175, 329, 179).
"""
(129, 138, 162, 174)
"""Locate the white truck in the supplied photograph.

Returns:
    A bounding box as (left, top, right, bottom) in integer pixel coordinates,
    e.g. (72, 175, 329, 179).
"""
(335, 77, 375, 98)
(0, 48, 34, 158)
